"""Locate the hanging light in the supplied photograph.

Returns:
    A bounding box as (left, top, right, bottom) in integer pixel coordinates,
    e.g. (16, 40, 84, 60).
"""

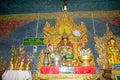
(63, 5, 67, 11)
(63, 0, 67, 11)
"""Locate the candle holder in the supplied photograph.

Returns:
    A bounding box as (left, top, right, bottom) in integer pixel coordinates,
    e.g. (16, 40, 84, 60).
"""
(43, 50, 49, 66)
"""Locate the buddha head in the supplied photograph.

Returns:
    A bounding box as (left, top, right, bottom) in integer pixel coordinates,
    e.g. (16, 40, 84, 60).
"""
(109, 38, 116, 47)
(57, 30, 72, 48)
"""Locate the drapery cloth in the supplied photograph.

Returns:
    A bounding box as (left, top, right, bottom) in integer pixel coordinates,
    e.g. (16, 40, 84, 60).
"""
(2, 70, 32, 80)
(40, 66, 96, 74)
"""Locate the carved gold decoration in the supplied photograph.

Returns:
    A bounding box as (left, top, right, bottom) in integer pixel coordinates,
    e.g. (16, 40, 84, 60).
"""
(43, 12, 88, 49)
(32, 73, 97, 80)
(73, 42, 79, 66)
(37, 50, 44, 72)
(0, 10, 120, 21)
(36, 74, 97, 80)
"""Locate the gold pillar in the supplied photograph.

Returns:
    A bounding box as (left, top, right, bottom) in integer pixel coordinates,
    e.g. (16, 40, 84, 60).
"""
(73, 42, 79, 66)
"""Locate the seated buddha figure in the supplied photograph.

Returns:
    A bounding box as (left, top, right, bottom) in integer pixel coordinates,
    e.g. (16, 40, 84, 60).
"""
(107, 38, 120, 64)
(57, 31, 73, 55)
(57, 31, 73, 66)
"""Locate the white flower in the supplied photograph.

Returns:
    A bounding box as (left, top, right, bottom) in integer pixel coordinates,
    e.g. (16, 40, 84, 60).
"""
(72, 30, 81, 37)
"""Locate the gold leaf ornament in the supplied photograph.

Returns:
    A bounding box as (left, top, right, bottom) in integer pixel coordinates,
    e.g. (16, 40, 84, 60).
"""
(59, 25, 71, 35)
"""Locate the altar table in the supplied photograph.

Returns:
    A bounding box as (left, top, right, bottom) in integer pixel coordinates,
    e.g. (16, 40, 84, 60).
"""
(2, 70, 32, 80)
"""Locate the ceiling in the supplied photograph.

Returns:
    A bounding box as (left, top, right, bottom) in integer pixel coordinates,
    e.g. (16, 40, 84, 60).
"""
(0, 0, 120, 15)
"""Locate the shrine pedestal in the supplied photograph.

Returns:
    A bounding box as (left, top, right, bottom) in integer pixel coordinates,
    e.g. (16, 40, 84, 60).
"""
(34, 66, 97, 80)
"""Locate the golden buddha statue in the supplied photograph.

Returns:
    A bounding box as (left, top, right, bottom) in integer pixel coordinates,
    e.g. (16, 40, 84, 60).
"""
(14, 60, 18, 70)
(19, 58, 25, 70)
(9, 58, 14, 70)
(56, 31, 73, 66)
(57, 30, 73, 55)
(107, 38, 120, 64)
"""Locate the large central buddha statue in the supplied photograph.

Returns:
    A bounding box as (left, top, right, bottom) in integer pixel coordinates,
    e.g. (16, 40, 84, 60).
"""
(57, 30, 73, 55)
(56, 30, 74, 66)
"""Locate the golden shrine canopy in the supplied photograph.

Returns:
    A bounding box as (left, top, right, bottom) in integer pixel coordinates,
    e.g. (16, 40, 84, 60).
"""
(43, 11, 88, 49)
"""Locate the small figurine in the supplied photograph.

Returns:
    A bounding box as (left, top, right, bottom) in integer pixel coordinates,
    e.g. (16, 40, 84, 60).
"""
(9, 58, 14, 70)
(19, 58, 24, 70)
(14, 60, 18, 70)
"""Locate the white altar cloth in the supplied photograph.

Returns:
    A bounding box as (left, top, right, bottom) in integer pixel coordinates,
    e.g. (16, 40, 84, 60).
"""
(2, 70, 32, 80)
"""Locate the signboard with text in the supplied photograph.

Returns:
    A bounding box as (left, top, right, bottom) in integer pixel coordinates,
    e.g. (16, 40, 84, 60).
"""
(23, 38, 44, 45)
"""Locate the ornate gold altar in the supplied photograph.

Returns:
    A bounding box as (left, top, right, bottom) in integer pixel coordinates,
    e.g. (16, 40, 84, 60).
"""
(35, 10, 97, 80)
(94, 24, 120, 80)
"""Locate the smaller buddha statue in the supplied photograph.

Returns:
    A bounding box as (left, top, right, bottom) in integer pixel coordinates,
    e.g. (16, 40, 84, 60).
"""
(107, 38, 120, 64)
(14, 60, 18, 70)
(9, 58, 14, 70)
(19, 58, 25, 70)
